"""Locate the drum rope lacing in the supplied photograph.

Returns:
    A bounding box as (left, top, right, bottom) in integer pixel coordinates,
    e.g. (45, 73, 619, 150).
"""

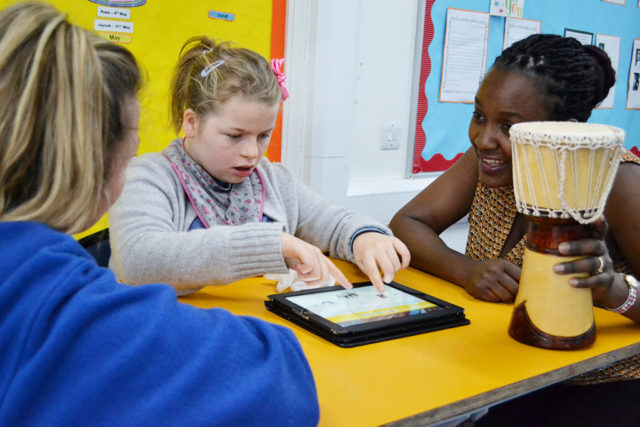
(510, 123, 624, 224)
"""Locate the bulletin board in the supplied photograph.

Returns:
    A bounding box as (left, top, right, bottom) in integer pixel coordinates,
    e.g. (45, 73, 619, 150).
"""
(0, 0, 286, 236)
(411, 0, 640, 174)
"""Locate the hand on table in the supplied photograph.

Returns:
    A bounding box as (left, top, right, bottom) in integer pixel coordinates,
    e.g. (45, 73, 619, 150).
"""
(464, 259, 521, 303)
(352, 232, 411, 293)
(281, 233, 351, 289)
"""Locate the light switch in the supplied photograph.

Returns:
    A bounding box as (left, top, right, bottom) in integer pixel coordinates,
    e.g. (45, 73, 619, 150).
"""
(381, 122, 400, 150)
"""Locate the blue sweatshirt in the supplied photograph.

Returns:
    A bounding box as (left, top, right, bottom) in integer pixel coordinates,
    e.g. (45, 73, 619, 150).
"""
(0, 221, 319, 426)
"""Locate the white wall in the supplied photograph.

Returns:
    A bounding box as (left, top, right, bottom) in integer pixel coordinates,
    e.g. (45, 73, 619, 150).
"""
(282, 0, 468, 253)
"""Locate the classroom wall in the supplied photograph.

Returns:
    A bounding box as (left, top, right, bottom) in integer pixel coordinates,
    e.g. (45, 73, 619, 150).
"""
(282, 0, 640, 254)
(282, 0, 468, 252)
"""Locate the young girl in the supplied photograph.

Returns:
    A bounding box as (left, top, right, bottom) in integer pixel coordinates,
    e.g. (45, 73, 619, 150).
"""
(109, 36, 409, 295)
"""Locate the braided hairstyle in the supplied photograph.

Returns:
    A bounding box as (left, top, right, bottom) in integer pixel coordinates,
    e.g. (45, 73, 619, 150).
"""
(493, 34, 615, 122)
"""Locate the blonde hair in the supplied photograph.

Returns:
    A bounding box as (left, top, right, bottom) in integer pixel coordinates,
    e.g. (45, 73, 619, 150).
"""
(169, 36, 282, 134)
(0, 2, 141, 233)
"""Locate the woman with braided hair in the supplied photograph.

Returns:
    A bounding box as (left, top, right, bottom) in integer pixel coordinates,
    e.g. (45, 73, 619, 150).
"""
(390, 34, 640, 424)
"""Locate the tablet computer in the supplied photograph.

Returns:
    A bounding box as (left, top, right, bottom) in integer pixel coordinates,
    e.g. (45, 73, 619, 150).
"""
(265, 281, 469, 347)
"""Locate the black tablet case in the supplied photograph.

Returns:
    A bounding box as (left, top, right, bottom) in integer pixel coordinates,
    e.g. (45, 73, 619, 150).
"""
(265, 281, 470, 348)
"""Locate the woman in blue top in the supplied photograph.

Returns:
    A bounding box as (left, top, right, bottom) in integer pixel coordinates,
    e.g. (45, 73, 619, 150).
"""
(0, 3, 318, 425)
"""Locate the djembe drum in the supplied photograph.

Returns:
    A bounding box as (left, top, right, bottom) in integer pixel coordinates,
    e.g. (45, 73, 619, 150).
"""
(507, 121, 624, 349)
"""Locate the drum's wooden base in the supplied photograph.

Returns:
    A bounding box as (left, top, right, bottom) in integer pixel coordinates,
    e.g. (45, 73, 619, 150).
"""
(509, 301, 596, 350)
(508, 216, 596, 350)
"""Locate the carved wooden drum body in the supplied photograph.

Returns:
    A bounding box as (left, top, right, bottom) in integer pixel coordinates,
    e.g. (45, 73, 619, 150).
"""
(507, 121, 624, 349)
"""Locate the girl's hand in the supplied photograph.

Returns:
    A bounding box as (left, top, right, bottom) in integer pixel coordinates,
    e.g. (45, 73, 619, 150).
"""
(553, 217, 618, 307)
(352, 232, 411, 292)
(464, 259, 521, 302)
(281, 233, 351, 289)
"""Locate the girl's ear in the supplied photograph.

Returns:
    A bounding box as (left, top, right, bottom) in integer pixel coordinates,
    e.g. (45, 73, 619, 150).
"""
(183, 109, 199, 139)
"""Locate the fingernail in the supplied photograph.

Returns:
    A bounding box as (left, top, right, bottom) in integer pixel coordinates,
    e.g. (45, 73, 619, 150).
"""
(558, 242, 569, 253)
(553, 264, 564, 273)
(569, 278, 578, 287)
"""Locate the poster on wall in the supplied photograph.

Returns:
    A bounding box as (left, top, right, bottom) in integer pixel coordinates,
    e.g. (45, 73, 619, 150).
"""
(439, 8, 490, 103)
(626, 38, 640, 109)
(490, 0, 524, 17)
(503, 17, 540, 50)
(595, 34, 621, 109)
(564, 28, 593, 45)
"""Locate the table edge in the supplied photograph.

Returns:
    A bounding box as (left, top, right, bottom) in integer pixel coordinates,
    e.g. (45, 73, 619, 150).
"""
(382, 341, 640, 426)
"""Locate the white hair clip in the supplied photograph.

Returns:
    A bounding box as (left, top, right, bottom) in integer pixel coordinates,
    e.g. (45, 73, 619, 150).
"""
(200, 60, 224, 78)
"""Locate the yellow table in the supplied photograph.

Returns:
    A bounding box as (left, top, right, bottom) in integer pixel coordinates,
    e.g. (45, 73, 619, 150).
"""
(180, 260, 640, 426)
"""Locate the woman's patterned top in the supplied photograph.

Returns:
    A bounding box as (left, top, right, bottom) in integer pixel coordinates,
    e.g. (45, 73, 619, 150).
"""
(464, 148, 640, 385)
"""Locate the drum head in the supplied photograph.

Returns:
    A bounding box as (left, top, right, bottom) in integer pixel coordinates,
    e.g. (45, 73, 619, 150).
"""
(509, 121, 624, 223)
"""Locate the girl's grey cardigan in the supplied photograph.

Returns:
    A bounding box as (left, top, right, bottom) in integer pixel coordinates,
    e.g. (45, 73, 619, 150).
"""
(108, 150, 390, 294)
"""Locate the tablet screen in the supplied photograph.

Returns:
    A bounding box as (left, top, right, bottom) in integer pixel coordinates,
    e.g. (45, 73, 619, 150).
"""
(284, 285, 441, 327)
